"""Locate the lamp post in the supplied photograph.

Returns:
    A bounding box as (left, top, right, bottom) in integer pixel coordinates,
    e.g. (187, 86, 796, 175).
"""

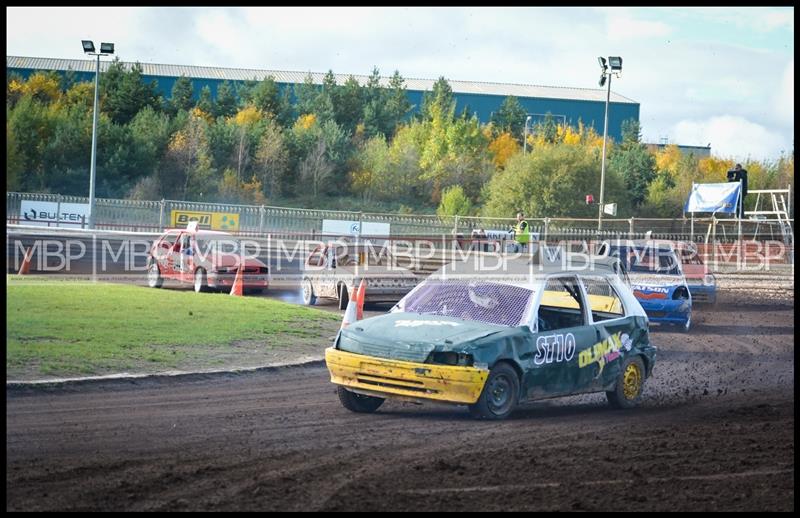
(523, 115, 532, 154)
(596, 56, 622, 231)
(81, 40, 114, 229)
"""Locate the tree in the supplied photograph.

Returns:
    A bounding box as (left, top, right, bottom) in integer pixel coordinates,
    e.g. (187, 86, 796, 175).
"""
(293, 73, 318, 117)
(231, 105, 263, 181)
(334, 75, 364, 133)
(488, 132, 520, 169)
(421, 77, 455, 123)
(608, 119, 656, 208)
(162, 113, 215, 199)
(437, 185, 472, 217)
(214, 81, 237, 118)
(351, 134, 391, 202)
(384, 70, 412, 136)
(490, 95, 527, 140)
(299, 139, 334, 198)
(169, 75, 194, 115)
(101, 60, 161, 125)
(254, 118, 289, 198)
(196, 85, 213, 115)
(251, 75, 281, 116)
(483, 143, 628, 218)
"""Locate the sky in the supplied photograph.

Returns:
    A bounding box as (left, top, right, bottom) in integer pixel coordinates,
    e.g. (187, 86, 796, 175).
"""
(6, 6, 794, 161)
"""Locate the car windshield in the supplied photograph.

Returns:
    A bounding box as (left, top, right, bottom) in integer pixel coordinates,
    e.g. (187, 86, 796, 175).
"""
(608, 246, 681, 275)
(398, 280, 534, 327)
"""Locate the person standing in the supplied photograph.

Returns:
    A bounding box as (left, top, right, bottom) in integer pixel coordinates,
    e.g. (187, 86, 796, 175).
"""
(727, 163, 748, 218)
(512, 212, 530, 252)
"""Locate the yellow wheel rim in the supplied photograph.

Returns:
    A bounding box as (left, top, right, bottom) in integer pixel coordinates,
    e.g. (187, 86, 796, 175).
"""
(622, 363, 642, 400)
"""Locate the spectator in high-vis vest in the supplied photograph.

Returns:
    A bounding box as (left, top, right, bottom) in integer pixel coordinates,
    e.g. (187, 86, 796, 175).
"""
(513, 212, 530, 252)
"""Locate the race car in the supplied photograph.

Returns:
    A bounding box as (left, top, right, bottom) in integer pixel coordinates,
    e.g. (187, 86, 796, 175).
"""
(325, 255, 656, 420)
(147, 222, 270, 293)
(302, 240, 418, 309)
(597, 239, 692, 332)
(676, 242, 717, 304)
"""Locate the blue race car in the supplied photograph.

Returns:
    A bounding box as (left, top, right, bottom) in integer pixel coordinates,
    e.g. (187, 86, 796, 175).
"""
(597, 240, 692, 332)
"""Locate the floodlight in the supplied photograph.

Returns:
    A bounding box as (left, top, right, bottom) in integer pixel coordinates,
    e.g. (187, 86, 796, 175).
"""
(82, 40, 95, 53)
(609, 56, 623, 71)
(597, 56, 607, 71)
(100, 42, 114, 54)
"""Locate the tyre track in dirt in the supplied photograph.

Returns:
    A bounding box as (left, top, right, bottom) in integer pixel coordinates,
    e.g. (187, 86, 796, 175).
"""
(6, 293, 794, 511)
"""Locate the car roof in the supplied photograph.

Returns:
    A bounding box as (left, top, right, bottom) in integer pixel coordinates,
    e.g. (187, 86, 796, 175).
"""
(429, 253, 623, 288)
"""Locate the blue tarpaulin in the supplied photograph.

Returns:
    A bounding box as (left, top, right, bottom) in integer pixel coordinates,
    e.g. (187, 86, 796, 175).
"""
(684, 182, 741, 214)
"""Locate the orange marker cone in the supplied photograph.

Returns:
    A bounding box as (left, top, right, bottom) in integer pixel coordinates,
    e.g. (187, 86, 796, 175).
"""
(355, 279, 367, 320)
(230, 263, 244, 296)
(341, 299, 357, 329)
(18, 247, 33, 275)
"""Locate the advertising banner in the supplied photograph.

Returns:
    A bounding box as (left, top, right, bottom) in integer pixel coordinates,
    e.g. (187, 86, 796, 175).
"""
(322, 219, 390, 236)
(684, 182, 741, 214)
(170, 210, 240, 231)
(20, 201, 90, 227)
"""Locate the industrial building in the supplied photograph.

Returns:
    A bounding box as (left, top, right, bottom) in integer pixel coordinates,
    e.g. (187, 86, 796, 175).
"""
(7, 55, 640, 141)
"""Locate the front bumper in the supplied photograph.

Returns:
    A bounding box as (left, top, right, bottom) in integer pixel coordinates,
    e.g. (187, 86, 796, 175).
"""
(325, 348, 489, 405)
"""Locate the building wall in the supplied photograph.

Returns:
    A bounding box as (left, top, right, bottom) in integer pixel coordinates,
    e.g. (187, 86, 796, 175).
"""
(9, 67, 639, 142)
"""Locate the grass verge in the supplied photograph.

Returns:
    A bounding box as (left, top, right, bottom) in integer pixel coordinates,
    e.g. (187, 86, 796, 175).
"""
(7, 277, 341, 380)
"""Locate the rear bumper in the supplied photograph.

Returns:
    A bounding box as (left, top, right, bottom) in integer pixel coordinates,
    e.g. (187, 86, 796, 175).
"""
(325, 348, 489, 405)
(208, 272, 269, 289)
(687, 284, 716, 304)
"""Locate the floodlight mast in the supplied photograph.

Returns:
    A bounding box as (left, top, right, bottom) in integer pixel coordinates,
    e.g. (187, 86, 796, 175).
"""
(82, 40, 115, 229)
(596, 56, 622, 231)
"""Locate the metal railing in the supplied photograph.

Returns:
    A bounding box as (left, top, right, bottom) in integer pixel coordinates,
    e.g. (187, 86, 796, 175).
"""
(7, 192, 794, 247)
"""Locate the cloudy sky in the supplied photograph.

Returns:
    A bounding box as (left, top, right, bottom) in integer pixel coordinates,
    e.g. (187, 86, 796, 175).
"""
(7, 6, 794, 161)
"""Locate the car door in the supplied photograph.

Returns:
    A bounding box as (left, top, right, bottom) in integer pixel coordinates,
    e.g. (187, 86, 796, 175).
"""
(522, 275, 596, 400)
(579, 274, 640, 391)
(155, 231, 180, 278)
(174, 232, 195, 283)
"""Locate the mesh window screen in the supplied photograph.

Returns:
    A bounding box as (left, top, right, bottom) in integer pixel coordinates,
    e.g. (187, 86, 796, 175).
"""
(402, 281, 533, 327)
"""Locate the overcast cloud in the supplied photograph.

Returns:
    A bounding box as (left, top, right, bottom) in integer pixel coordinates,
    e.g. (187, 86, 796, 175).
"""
(6, 6, 794, 160)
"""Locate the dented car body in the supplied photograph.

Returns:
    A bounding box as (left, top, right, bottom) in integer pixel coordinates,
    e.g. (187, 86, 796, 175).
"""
(597, 240, 693, 332)
(325, 255, 656, 419)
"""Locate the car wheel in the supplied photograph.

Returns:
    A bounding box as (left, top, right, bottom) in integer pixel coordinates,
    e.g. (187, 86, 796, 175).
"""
(338, 284, 350, 310)
(194, 268, 209, 293)
(682, 313, 692, 332)
(302, 278, 317, 305)
(607, 356, 646, 409)
(468, 363, 520, 420)
(337, 386, 384, 413)
(147, 263, 163, 288)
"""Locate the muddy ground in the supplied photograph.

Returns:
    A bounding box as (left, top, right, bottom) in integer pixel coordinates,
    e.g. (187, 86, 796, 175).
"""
(6, 290, 794, 511)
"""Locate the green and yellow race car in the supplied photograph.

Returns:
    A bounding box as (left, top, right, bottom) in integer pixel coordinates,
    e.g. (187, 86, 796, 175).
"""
(326, 255, 656, 420)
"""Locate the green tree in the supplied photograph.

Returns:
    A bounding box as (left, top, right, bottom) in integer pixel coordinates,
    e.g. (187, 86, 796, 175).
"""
(421, 76, 455, 123)
(169, 75, 194, 115)
(251, 75, 281, 116)
(334, 75, 364, 133)
(196, 85, 213, 115)
(214, 81, 237, 118)
(437, 185, 472, 217)
(101, 59, 161, 125)
(608, 119, 656, 208)
(483, 144, 628, 218)
(293, 73, 318, 116)
(490, 95, 527, 140)
(384, 70, 412, 136)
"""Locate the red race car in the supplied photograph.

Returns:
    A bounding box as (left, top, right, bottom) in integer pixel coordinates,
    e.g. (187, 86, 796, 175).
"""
(147, 223, 269, 293)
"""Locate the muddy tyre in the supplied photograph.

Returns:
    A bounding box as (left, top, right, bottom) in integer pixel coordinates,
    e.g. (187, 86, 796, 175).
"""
(147, 263, 163, 288)
(607, 356, 646, 409)
(302, 278, 317, 306)
(468, 363, 520, 420)
(194, 268, 209, 293)
(337, 386, 384, 413)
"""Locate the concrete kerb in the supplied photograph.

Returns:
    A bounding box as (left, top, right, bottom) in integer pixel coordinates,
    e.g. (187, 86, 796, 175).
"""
(6, 356, 327, 389)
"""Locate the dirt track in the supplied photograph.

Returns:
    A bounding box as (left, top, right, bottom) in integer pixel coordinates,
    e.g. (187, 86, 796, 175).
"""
(6, 292, 794, 511)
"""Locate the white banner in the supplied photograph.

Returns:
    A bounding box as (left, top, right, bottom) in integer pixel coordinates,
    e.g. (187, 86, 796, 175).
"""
(20, 201, 90, 227)
(322, 219, 390, 236)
